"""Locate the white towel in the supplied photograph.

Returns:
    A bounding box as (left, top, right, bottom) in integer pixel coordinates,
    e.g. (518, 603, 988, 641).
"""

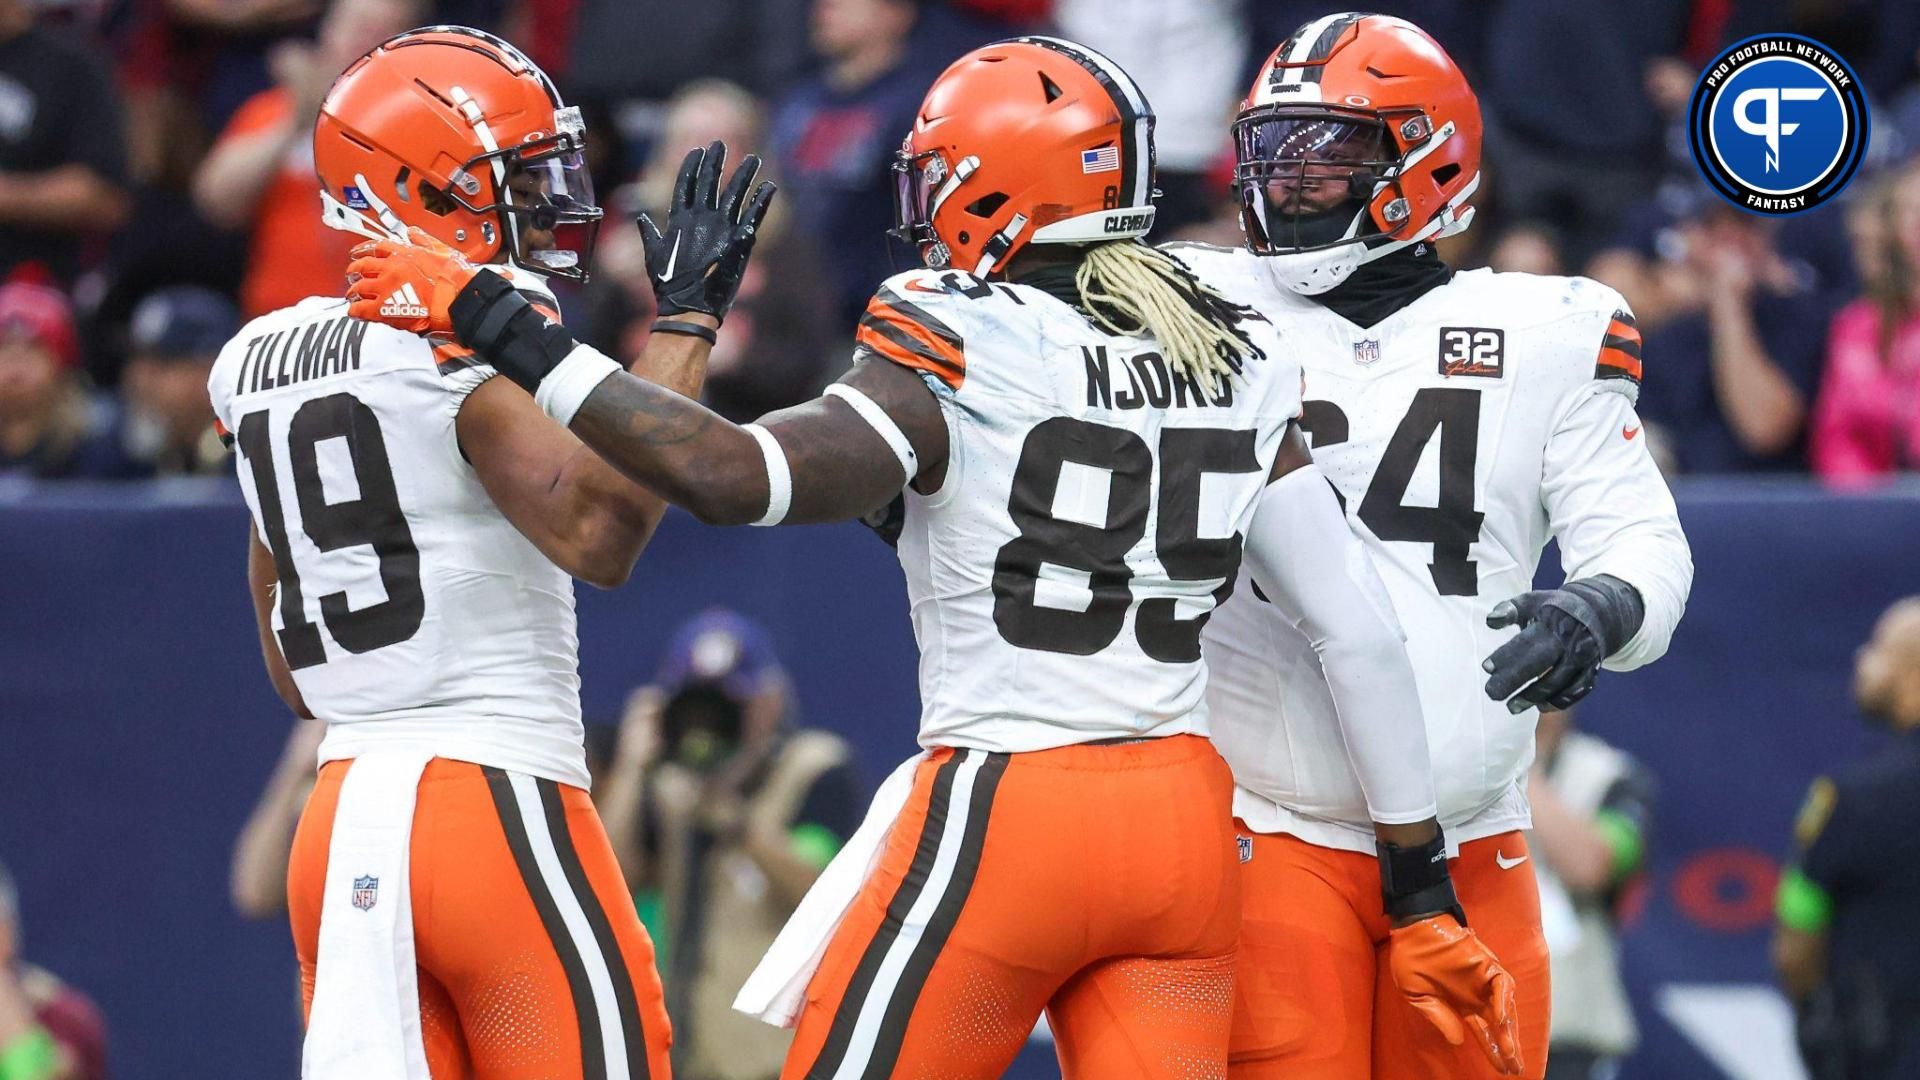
(303, 749, 436, 1080)
(733, 751, 925, 1027)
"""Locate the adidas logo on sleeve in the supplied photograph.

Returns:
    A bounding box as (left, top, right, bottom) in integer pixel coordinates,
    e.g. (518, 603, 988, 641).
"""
(380, 283, 430, 321)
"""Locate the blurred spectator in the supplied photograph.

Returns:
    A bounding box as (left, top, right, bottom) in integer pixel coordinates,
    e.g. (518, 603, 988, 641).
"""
(109, 285, 238, 476)
(192, 0, 424, 319)
(0, 858, 107, 1080)
(1528, 707, 1654, 1080)
(586, 82, 840, 421)
(568, 0, 809, 132)
(599, 610, 863, 1080)
(1485, 221, 1566, 277)
(230, 717, 324, 919)
(1052, 0, 1244, 234)
(0, 0, 130, 284)
(771, 0, 927, 328)
(1596, 197, 1830, 472)
(1775, 597, 1920, 1080)
(1480, 0, 1691, 267)
(1812, 165, 1920, 486)
(0, 284, 121, 479)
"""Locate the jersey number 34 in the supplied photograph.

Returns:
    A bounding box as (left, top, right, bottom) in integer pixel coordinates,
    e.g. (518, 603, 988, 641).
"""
(1299, 386, 1486, 596)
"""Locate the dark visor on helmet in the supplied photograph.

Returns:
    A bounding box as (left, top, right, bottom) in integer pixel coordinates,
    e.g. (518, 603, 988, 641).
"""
(888, 146, 945, 247)
(1232, 108, 1395, 254)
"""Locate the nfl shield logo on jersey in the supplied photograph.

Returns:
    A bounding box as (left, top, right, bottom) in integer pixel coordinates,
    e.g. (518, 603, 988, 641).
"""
(1237, 835, 1254, 863)
(351, 875, 379, 911)
(1354, 339, 1381, 366)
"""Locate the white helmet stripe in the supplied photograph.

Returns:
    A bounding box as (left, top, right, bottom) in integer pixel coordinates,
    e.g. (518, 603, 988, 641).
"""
(1277, 12, 1351, 85)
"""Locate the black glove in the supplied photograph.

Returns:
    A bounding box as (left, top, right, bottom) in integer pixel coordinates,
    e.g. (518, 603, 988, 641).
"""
(639, 140, 777, 322)
(1481, 574, 1645, 714)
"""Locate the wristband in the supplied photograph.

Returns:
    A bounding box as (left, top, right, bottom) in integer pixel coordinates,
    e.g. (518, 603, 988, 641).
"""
(1378, 829, 1467, 926)
(744, 423, 792, 526)
(0, 1027, 60, 1080)
(653, 319, 718, 346)
(824, 384, 917, 482)
(532, 345, 623, 427)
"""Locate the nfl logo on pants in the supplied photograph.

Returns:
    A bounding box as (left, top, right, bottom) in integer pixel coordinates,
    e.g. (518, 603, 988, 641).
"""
(352, 875, 380, 911)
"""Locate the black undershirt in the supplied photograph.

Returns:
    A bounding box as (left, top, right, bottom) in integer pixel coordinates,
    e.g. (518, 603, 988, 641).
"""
(1312, 244, 1455, 329)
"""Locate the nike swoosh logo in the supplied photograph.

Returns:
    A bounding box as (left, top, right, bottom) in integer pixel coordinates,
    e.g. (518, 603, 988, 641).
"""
(1623, 425, 1641, 441)
(662, 234, 681, 280)
(905, 279, 944, 293)
(1495, 851, 1529, 870)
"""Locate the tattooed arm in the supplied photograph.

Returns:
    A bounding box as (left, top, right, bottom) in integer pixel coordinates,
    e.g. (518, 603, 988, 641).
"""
(568, 347, 948, 526)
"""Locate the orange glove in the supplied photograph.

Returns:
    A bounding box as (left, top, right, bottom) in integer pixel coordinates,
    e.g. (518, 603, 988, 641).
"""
(1387, 913, 1523, 1075)
(344, 227, 481, 336)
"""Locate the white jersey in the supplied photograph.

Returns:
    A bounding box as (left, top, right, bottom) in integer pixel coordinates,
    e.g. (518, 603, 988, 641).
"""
(209, 293, 590, 788)
(1177, 246, 1693, 855)
(855, 267, 1303, 752)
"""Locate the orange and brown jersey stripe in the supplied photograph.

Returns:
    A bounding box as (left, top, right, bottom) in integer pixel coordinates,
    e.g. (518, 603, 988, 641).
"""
(435, 341, 484, 375)
(857, 286, 967, 390)
(1595, 309, 1642, 385)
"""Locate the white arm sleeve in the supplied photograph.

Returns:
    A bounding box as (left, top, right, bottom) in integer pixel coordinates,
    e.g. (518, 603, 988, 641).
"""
(1242, 464, 1438, 825)
(1541, 384, 1694, 671)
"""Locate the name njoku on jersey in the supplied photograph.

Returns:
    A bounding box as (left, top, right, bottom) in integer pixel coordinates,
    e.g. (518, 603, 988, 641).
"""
(1083, 345, 1235, 411)
(231, 315, 371, 397)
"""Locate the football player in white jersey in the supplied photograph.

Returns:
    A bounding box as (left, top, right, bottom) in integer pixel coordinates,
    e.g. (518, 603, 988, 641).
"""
(210, 26, 771, 1079)
(345, 35, 1518, 1080)
(1183, 14, 1694, 1079)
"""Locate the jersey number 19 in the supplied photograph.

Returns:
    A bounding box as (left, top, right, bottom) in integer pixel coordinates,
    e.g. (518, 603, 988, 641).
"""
(237, 391, 424, 670)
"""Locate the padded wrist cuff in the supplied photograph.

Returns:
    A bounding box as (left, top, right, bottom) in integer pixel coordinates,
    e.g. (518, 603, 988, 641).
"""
(448, 269, 579, 392)
(1379, 830, 1466, 925)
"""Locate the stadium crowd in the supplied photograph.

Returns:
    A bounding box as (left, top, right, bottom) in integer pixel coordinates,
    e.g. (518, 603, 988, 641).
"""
(1, 0, 1919, 484)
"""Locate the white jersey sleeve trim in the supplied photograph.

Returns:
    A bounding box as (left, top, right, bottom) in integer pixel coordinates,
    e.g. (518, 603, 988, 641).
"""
(745, 423, 792, 527)
(533, 344, 622, 427)
(1242, 464, 1438, 825)
(825, 383, 917, 483)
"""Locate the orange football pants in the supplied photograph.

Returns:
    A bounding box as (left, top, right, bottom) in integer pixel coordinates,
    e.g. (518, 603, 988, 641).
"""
(290, 758, 673, 1079)
(782, 735, 1242, 1080)
(1229, 830, 1550, 1080)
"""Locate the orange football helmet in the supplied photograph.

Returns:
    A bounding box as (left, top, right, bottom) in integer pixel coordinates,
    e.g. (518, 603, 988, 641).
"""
(314, 25, 603, 282)
(891, 36, 1157, 277)
(1234, 13, 1481, 293)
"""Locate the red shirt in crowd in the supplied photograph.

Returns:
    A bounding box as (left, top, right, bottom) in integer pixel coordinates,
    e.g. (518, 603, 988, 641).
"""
(212, 88, 356, 319)
(20, 964, 107, 1080)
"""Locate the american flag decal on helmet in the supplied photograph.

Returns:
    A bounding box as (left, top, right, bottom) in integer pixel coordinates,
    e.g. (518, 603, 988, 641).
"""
(1081, 146, 1120, 174)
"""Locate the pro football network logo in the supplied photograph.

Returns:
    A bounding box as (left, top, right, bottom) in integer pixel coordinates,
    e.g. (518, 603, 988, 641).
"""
(351, 875, 380, 912)
(1688, 34, 1868, 215)
(380, 283, 430, 321)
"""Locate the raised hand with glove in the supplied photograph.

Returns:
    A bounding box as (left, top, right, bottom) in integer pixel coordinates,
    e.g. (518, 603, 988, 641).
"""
(345, 140, 775, 399)
(1379, 829, 1525, 1076)
(1481, 574, 1646, 714)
